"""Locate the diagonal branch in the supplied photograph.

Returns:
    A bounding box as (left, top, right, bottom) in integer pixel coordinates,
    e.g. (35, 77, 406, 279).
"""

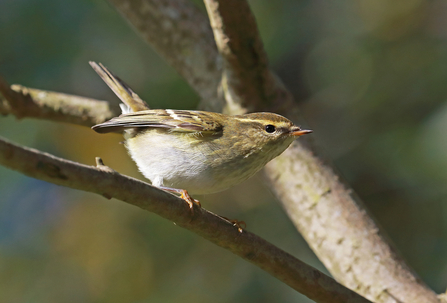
(0, 136, 371, 303)
(0, 0, 440, 301)
(106, 0, 224, 112)
(201, 0, 439, 302)
(203, 0, 277, 114)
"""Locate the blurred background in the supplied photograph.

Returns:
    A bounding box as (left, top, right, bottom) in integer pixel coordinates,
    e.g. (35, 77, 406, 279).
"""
(1, 0, 447, 302)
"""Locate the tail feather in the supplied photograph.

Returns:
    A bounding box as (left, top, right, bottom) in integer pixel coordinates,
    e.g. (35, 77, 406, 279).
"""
(89, 61, 149, 113)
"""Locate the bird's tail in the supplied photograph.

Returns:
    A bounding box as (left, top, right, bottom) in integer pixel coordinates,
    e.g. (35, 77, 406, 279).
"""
(89, 61, 149, 113)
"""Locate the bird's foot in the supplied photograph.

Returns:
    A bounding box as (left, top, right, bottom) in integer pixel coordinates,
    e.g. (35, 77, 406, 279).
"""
(159, 186, 200, 214)
(180, 189, 201, 213)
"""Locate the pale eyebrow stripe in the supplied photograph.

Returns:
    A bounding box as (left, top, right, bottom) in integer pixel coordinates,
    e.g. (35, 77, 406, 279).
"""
(234, 118, 263, 123)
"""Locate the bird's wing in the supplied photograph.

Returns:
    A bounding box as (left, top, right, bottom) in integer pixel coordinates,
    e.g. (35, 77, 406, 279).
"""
(92, 109, 223, 135)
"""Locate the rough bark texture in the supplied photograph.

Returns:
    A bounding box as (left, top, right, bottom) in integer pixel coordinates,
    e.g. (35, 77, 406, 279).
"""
(204, 0, 276, 114)
(202, 0, 439, 301)
(107, 0, 224, 111)
(265, 143, 438, 302)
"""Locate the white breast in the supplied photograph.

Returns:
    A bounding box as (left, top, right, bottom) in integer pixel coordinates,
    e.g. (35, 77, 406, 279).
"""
(125, 130, 215, 193)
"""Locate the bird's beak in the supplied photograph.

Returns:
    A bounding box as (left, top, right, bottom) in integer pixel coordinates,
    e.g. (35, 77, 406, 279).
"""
(290, 127, 313, 137)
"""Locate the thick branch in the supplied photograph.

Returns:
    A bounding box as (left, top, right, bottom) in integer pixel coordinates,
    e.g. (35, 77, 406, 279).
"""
(203, 0, 279, 114)
(106, 0, 224, 112)
(202, 0, 439, 302)
(0, 136, 370, 303)
(265, 144, 439, 302)
(0, 76, 119, 126)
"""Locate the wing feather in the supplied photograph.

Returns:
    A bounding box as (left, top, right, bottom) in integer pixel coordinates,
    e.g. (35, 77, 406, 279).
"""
(92, 109, 223, 135)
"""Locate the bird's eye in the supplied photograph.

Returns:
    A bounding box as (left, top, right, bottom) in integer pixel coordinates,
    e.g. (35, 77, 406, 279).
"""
(265, 124, 276, 133)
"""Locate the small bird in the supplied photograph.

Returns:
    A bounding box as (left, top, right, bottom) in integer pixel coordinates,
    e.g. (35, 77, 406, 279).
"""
(90, 62, 312, 209)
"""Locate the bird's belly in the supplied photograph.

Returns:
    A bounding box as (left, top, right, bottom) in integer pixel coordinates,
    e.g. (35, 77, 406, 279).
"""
(164, 160, 264, 195)
(125, 131, 269, 195)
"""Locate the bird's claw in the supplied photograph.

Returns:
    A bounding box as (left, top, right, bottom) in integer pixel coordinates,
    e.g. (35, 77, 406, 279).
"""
(221, 216, 246, 233)
(230, 220, 246, 233)
(180, 190, 201, 214)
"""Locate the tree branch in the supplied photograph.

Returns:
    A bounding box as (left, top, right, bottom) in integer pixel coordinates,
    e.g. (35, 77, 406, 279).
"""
(0, 136, 371, 303)
(202, 0, 439, 302)
(106, 0, 224, 112)
(0, 76, 120, 126)
(0, 0, 441, 301)
(203, 0, 277, 114)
